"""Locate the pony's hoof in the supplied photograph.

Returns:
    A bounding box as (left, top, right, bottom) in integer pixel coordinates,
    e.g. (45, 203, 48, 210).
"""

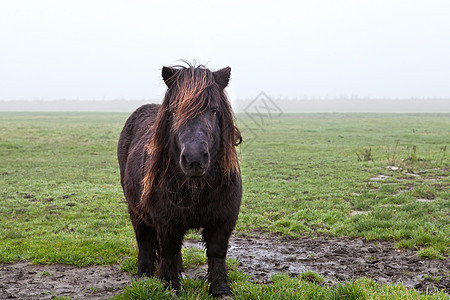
(162, 279, 180, 292)
(137, 263, 154, 277)
(216, 295, 233, 299)
(210, 282, 231, 298)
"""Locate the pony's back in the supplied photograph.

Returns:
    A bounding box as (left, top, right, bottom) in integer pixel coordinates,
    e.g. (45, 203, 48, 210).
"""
(117, 104, 160, 202)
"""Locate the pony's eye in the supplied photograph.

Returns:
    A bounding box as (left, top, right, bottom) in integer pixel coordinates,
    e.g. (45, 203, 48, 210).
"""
(211, 108, 218, 115)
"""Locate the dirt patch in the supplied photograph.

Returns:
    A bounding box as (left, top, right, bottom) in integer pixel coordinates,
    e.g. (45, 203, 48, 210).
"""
(0, 263, 130, 299)
(184, 234, 449, 293)
(1, 235, 448, 299)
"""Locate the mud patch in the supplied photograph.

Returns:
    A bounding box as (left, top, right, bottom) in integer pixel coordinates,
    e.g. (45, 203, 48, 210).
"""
(185, 235, 449, 293)
(0, 262, 130, 299)
(1, 235, 448, 299)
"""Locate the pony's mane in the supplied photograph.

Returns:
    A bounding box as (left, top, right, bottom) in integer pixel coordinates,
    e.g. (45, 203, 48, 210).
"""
(141, 64, 241, 208)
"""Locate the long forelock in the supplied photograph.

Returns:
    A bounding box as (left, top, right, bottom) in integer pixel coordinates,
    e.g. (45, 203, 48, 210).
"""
(168, 67, 217, 129)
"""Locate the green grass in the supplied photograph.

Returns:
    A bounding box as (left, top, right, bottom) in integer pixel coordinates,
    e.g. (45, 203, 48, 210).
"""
(112, 270, 450, 300)
(0, 112, 133, 265)
(0, 112, 449, 298)
(236, 113, 449, 255)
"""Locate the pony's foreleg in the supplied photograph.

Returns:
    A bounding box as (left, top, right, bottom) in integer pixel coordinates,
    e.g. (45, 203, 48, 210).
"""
(157, 227, 185, 291)
(203, 226, 233, 297)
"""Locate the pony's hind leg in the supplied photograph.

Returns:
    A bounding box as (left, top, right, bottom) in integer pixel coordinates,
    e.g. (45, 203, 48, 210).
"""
(178, 249, 184, 272)
(134, 221, 157, 277)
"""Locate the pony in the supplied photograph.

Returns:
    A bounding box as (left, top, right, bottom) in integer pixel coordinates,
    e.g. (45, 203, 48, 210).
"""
(117, 63, 242, 297)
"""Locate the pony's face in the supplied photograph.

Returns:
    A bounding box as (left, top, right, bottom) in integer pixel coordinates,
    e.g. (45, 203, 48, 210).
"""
(161, 65, 236, 178)
(175, 103, 220, 177)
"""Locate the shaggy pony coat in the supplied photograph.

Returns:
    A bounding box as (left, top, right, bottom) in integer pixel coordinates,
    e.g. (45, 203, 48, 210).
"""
(117, 64, 242, 296)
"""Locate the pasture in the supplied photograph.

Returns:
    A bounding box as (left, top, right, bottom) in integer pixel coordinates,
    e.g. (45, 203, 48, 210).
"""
(0, 112, 448, 299)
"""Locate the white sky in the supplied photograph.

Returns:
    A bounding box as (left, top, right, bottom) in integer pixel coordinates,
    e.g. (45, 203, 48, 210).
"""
(1, 0, 450, 100)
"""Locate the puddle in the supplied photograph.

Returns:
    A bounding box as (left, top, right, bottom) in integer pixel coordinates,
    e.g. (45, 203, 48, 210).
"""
(370, 174, 390, 181)
(416, 198, 435, 203)
(349, 210, 370, 216)
(387, 166, 400, 171)
(405, 173, 420, 177)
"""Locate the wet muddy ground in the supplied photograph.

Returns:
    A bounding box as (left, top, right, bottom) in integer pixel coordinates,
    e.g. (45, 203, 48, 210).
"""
(0, 262, 129, 299)
(1, 234, 448, 299)
(186, 234, 449, 293)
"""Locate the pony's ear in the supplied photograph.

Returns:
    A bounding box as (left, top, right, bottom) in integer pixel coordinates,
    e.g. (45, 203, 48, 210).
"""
(213, 67, 231, 89)
(162, 66, 177, 88)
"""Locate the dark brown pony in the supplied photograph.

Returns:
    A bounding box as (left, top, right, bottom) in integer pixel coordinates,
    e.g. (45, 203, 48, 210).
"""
(117, 63, 242, 297)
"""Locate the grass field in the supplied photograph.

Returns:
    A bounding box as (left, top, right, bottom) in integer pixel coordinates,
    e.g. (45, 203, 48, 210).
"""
(0, 112, 448, 299)
(237, 113, 449, 257)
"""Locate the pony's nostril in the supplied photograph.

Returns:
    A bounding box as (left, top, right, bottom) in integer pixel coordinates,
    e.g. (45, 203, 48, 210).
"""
(203, 152, 209, 160)
(181, 154, 187, 165)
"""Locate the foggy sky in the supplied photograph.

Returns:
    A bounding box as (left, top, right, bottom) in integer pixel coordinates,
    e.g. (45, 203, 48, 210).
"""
(1, 0, 450, 101)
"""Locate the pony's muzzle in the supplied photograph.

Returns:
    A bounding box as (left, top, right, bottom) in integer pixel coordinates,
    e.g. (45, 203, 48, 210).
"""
(180, 142, 210, 177)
